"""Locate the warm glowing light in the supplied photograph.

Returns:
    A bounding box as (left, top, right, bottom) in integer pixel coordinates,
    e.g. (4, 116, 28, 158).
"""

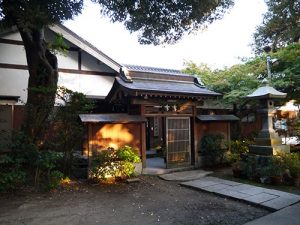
(94, 124, 134, 150)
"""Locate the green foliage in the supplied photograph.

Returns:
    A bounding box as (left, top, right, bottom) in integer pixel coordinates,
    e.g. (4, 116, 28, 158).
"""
(0, 0, 84, 30)
(199, 133, 226, 165)
(48, 33, 69, 55)
(46, 87, 94, 176)
(266, 156, 286, 177)
(116, 145, 141, 163)
(183, 43, 300, 105)
(253, 0, 300, 53)
(283, 153, 300, 178)
(0, 154, 26, 193)
(183, 61, 261, 105)
(227, 139, 250, 163)
(48, 170, 64, 190)
(90, 146, 141, 182)
(271, 44, 300, 101)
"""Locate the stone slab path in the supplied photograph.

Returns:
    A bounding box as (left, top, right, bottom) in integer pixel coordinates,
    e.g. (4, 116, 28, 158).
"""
(243, 202, 300, 225)
(181, 176, 300, 211)
(159, 170, 212, 181)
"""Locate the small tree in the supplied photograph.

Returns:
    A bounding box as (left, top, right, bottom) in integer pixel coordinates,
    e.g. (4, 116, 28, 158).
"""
(47, 87, 94, 175)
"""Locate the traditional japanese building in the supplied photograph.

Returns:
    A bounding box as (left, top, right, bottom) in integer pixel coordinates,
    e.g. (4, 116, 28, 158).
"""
(80, 65, 239, 169)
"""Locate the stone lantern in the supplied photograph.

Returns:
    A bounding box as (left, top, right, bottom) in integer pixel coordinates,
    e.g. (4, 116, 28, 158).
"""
(246, 82, 290, 155)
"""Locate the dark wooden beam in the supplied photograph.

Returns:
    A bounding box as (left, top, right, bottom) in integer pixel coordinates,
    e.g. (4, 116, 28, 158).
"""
(0, 38, 23, 45)
(0, 63, 116, 76)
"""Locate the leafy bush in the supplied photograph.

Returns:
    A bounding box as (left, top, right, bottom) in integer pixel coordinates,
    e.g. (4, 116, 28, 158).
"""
(265, 156, 286, 177)
(0, 154, 26, 193)
(199, 133, 226, 166)
(283, 153, 300, 178)
(48, 170, 64, 190)
(227, 139, 250, 163)
(116, 145, 141, 163)
(90, 146, 141, 182)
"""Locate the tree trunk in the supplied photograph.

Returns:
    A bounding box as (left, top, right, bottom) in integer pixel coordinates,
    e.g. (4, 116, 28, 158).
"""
(18, 27, 58, 145)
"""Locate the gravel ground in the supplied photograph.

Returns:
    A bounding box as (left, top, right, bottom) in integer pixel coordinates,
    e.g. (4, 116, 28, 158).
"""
(0, 176, 269, 225)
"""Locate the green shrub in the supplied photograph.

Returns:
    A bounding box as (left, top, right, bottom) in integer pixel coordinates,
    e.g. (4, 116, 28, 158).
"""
(227, 139, 250, 163)
(266, 156, 286, 177)
(48, 170, 64, 190)
(0, 154, 26, 193)
(116, 145, 141, 163)
(283, 153, 300, 178)
(199, 133, 226, 165)
(90, 145, 140, 182)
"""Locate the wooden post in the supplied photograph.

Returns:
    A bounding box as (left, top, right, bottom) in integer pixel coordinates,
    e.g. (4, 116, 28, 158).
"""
(141, 123, 147, 168)
(227, 122, 231, 151)
(139, 104, 147, 168)
(191, 105, 198, 167)
(88, 123, 93, 168)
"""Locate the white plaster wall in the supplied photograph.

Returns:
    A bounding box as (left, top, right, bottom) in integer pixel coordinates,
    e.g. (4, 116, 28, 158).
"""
(58, 72, 115, 96)
(81, 51, 115, 73)
(0, 31, 22, 41)
(0, 68, 29, 104)
(0, 43, 27, 65)
(56, 51, 79, 70)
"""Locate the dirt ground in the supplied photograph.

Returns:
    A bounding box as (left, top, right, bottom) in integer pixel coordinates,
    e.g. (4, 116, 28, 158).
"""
(0, 176, 269, 225)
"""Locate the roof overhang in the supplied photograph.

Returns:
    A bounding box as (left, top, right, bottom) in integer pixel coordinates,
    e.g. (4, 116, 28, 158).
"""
(79, 113, 146, 123)
(197, 114, 240, 122)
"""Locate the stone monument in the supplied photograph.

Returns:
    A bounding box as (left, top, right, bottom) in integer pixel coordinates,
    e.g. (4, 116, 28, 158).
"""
(247, 83, 290, 155)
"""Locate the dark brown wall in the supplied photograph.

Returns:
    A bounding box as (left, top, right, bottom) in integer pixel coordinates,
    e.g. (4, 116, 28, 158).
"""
(196, 121, 230, 152)
(13, 105, 25, 130)
(240, 115, 262, 138)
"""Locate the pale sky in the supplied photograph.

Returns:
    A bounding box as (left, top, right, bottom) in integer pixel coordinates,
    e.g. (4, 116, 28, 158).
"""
(64, 0, 267, 70)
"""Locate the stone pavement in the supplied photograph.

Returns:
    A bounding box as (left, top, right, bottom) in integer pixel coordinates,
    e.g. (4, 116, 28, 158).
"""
(181, 176, 300, 211)
(159, 170, 212, 181)
(243, 202, 300, 225)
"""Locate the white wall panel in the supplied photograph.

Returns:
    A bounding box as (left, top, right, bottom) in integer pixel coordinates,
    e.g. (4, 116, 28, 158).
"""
(81, 52, 115, 73)
(58, 72, 115, 96)
(56, 51, 79, 70)
(0, 68, 28, 104)
(0, 44, 27, 65)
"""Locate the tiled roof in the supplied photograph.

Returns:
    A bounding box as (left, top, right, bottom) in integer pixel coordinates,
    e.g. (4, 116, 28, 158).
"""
(123, 64, 190, 77)
(116, 77, 220, 96)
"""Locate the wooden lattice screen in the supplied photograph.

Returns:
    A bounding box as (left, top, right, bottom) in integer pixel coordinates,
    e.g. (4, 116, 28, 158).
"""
(166, 117, 191, 168)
